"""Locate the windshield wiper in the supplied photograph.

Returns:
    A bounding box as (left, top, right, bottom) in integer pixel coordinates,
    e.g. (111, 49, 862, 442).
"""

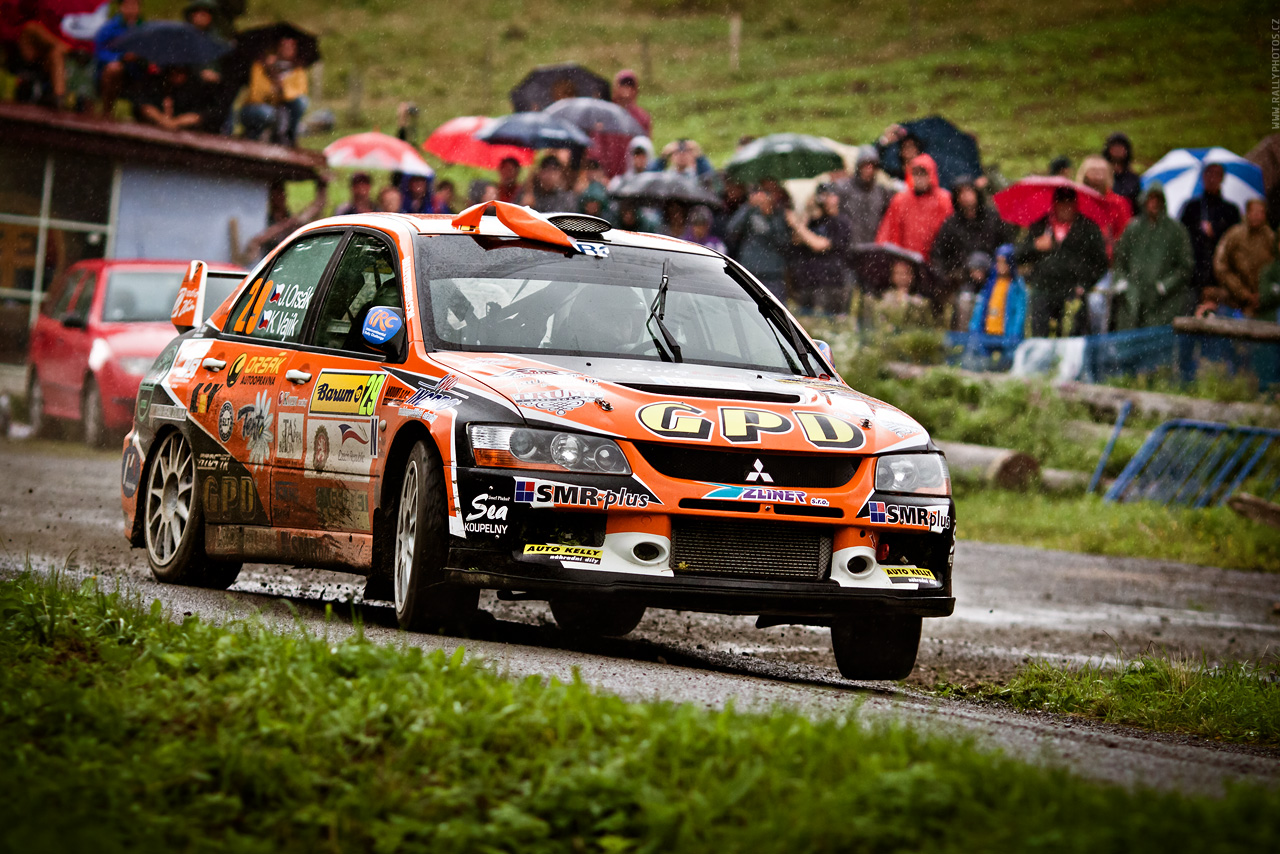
(646, 259, 682, 363)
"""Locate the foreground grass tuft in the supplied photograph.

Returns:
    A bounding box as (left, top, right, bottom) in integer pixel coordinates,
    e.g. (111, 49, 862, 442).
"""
(950, 655, 1280, 746)
(1, 573, 1280, 852)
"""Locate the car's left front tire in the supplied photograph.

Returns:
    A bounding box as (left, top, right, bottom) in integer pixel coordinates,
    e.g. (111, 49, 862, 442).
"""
(394, 439, 478, 633)
(143, 430, 241, 590)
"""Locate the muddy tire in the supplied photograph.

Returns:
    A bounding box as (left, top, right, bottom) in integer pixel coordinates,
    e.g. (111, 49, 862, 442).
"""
(82, 378, 107, 448)
(830, 614, 921, 680)
(550, 597, 646, 637)
(143, 431, 241, 589)
(394, 440, 478, 633)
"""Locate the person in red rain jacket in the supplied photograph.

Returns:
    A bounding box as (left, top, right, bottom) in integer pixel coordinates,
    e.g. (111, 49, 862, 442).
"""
(875, 153, 954, 262)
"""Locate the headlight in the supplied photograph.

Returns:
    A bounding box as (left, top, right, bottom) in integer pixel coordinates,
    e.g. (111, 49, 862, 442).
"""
(469, 425, 631, 475)
(875, 453, 950, 496)
(118, 356, 155, 376)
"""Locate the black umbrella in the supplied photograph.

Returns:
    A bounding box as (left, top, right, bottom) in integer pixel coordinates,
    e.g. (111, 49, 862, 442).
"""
(610, 171, 723, 208)
(544, 97, 644, 137)
(510, 62, 610, 113)
(849, 242, 944, 300)
(876, 115, 982, 189)
(234, 22, 321, 67)
(476, 112, 593, 150)
(108, 20, 232, 67)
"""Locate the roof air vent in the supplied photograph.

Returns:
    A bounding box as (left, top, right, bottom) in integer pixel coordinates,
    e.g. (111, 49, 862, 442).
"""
(547, 213, 612, 237)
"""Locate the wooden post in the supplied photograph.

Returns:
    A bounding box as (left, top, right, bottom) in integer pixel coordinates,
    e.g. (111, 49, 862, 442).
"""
(310, 61, 324, 105)
(346, 69, 363, 126)
(641, 33, 653, 84)
(729, 13, 741, 72)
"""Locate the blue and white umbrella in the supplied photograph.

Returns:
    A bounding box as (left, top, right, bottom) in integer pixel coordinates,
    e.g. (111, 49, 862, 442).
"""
(1141, 147, 1264, 219)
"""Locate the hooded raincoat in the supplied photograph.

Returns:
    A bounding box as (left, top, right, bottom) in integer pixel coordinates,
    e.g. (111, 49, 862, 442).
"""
(874, 154, 953, 262)
(1111, 187, 1194, 330)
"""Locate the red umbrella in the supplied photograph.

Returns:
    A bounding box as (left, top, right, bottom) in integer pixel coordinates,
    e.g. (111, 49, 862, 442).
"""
(323, 132, 434, 177)
(422, 116, 534, 171)
(993, 177, 1110, 228)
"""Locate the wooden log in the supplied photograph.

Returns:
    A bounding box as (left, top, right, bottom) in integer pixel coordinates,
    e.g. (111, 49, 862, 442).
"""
(936, 440, 1039, 490)
(1227, 493, 1280, 529)
(1039, 468, 1093, 493)
(1173, 315, 1280, 343)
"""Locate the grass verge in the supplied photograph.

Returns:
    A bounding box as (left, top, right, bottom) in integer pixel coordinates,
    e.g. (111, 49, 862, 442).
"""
(954, 483, 1280, 572)
(940, 655, 1280, 746)
(3, 571, 1279, 852)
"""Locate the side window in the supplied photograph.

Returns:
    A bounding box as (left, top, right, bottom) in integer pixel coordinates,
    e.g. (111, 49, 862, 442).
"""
(310, 233, 404, 354)
(225, 232, 343, 342)
(69, 271, 98, 322)
(44, 269, 85, 318)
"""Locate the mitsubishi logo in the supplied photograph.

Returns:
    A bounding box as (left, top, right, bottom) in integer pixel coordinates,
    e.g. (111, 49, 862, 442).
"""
(746, 458, 773, 483)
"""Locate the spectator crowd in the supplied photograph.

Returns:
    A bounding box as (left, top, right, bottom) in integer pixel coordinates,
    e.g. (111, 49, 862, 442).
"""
(6, 2, 1278, 366)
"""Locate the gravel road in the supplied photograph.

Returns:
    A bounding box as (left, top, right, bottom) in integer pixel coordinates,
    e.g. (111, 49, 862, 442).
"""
(2, 437, 1278, 796)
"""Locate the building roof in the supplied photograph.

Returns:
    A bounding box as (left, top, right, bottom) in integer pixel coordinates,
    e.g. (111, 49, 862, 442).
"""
(0, 103, 324, 182)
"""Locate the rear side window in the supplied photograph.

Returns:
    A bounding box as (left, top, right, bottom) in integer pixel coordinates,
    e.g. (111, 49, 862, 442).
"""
(310, 233, 403, 354)
(226, 232, 342, 342)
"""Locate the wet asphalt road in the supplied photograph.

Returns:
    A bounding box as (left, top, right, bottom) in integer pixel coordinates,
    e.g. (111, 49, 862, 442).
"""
(2, 437, 1279, 796)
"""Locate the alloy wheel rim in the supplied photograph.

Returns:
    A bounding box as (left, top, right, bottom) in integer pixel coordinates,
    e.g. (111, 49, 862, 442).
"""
(394, 459, 419, 611)
(145, 434, 193, 565)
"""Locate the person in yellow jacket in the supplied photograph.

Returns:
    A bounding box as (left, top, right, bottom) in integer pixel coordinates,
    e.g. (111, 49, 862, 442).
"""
(238, 36, 308, 145)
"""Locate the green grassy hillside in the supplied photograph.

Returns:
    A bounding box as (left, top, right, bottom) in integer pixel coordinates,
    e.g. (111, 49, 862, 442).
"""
(160, 0, 1269, 182)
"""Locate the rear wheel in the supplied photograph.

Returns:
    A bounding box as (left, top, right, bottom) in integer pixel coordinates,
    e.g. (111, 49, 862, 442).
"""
(82, 378, 107, 448)
(394, 440, 478, 633)
(550, 597, 646, 637)
(143, 431, 241, 589)
(830, 614, 922, 681)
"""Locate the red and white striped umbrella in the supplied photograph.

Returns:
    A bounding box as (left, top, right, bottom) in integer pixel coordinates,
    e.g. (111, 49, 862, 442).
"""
(423, 116, 535, 170)
(323, 132, 434, 177)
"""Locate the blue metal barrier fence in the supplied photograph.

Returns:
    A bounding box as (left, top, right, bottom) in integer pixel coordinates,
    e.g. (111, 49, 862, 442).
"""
(1104, 419, 1280, 507)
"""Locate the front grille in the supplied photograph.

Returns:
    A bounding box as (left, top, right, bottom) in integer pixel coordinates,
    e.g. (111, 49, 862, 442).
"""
(670, 518, 832, 581)
(635, 442, 859, 488)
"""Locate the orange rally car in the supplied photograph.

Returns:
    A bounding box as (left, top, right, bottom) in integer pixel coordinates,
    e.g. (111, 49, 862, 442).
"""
(121, 202, 954, 679)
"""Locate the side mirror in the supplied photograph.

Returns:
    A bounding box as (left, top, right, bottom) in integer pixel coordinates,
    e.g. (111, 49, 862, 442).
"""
(811, 338, 844, 382)
(61, 313, 86, 330)
(361, 306, 407, 362)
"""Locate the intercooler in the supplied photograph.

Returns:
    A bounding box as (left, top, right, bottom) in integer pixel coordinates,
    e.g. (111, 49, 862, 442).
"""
(669, 518, 833, 581)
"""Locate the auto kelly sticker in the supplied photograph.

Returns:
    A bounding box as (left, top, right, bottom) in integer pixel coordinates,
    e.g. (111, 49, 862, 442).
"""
(522, 543, 603, 565)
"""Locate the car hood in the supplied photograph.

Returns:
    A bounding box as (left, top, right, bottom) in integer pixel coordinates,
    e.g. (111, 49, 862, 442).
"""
(428, 351, 930, 453)
(98, 323, 179, 358)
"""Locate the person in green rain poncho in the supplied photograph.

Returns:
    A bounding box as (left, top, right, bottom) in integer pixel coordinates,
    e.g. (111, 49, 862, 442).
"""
(1112, 183, 1194, 330)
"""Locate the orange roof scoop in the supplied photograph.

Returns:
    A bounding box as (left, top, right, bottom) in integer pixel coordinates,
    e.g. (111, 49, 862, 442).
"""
(451, 201, 577, 249)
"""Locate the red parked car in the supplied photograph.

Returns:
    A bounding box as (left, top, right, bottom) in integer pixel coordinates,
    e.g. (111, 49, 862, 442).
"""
(27, 259, 245, 446)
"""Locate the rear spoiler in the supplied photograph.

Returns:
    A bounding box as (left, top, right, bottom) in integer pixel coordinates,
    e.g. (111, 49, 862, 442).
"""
(171, 260, 208, 333)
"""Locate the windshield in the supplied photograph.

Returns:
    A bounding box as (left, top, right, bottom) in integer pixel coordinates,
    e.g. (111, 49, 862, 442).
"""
(415, 236, 811, 374)
(101, 270, 185, 323)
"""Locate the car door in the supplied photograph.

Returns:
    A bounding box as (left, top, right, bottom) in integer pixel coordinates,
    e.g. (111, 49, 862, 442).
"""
(274, 229, 406, 535)
(39, 267, 95, 418)
(30, 267, 84, 418)
(183, 230, 346, 530)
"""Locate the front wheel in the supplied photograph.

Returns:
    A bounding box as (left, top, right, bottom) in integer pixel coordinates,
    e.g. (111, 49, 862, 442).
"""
(830, 614, 922, 681)
(82, 378, 107, 448)
(394, 440, 478, 633)
(550, 597, 646, 637)
(143, 430, 241, 589)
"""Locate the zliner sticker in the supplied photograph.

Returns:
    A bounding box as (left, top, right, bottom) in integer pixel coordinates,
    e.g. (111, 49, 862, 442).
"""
(702, 485, 808, 504)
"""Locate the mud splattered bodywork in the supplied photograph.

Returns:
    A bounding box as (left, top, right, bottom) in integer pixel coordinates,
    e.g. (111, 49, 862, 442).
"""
(123, 205, 953, 675)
